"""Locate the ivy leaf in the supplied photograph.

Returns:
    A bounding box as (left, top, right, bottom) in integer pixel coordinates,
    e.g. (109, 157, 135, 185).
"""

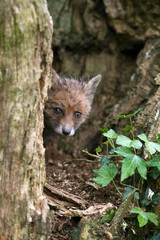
(100, 156, 110, 164)
(146, 212, 158, 226)
(121, 155, 147, 181)
(131, 207, 158, 227)
(100, 127, 109, 133)
(116, 135, 132, 147)
(141, 198, 150, 206)
(146, 142, 160, 154)
(122, 186, 133, 201)
(93, 163, 118, 187)
(152, 194, 160, 205)
(145, 142, 157, 155)
(103, 129, 118, 139)
(114, 146, 134, 158)
(138, 133, 148, 142)
(115, 146, 147, 181)
(96, 146, 102, 154)
(138, 214, 148, 227)
(147, 156, 160, 170)
(149, 168, 160, 180)
(122, 124, 133, 132)
(100, 209, 115, 223)
(138, 134, 160, 154)
(121, 158, 136, 181)
(147, 231, 160, 240)
(116, 136, 142, 150)
(134, 191, 140, 200)
(131, 206, 144, 214)
(129, 139, 142, 149)
(134, 156, 147, 180)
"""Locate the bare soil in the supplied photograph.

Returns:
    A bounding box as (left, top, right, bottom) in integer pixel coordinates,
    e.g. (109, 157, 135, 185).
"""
(46, 153, 123, 240)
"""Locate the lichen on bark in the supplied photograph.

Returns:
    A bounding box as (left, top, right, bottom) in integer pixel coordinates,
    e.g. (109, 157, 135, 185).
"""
(46, 0, 160, 161)
(0, 0, 53, 239)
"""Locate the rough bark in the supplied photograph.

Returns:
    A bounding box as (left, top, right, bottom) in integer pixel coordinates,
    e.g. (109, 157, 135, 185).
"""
(46, 1, 160, 237)
(47, 0, 160, 159)
(0, 1, 53, 239)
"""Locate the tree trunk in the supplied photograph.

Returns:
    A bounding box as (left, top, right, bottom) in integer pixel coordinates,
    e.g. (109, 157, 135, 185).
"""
(0, 1, 53, 239)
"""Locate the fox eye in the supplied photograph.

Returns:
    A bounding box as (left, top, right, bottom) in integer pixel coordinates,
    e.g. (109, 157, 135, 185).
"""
(53, 107, 62, 114)
(74, 111, 82, 118)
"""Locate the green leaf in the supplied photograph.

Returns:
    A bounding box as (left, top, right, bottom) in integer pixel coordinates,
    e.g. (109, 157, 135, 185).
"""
(115, 146, 147, 181)
(134, 191, 140, 200)
(103, 129, 118, 139)
(141, 198, 150, 206)
(146, 212, 158, 225)
(116, 135, 132, 147)
(138, 134, 160, 154)
(131, 207, 158, 227)
(122, 124, 133, 131)
(152, 194, 160, 205)
(147, 141, 160, 155)
(121, 158, 136, 181)
(100, 127, 109, 133)
(93, 163, 118, 187)
(138, 214, 148, 227)
(149, 142, 160, 153)
(138, 133, 148, 142)
(147, 156, 160, 170)
(115, 138, 142, 151)
(131, 206, 144, 214)
(149, 168, 160, 180)
(100, 156, 110, 164)
(96, 146, 102, 153)
(145, 142, 157, 155)
(121, 155, 147, 181)
(122, 186, 133, 201)
(100, 209, 115, 223)
(147, 231, 160, 240)
(129, 139, 142, 149)
(135, 156, 147, 179)
(114, 146, 134, 158)
(131, 207, 148, 227)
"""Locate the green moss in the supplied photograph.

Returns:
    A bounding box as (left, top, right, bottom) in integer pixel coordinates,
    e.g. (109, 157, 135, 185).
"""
(0, 4, 37, 52)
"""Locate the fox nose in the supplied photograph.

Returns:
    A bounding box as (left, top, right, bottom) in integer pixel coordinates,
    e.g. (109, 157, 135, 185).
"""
(62, 128, 71, 136)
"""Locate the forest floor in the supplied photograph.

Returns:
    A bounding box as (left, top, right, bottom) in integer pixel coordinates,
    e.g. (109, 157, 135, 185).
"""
(46, 154, 127, 240)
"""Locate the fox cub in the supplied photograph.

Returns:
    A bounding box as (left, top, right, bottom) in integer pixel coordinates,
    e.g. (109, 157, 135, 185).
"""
(44, 71, 101, 138)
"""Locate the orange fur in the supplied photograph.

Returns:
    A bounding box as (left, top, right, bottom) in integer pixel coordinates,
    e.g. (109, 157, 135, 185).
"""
(44, 72, 101, 137)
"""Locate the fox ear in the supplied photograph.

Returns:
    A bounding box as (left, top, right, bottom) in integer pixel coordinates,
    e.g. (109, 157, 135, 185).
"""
(51, 70, 62, 88)
(84, 74, 101, 100)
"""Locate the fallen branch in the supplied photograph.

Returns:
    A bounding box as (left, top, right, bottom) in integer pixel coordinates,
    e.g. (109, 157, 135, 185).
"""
(59, 203, 114, 217)
(110, 189, 136, 239)
(44, 183, 114, 219)
(44, 183, 87, 209)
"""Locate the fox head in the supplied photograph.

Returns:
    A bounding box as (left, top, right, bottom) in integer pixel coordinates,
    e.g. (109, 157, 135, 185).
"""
(44, 72, 101, 136)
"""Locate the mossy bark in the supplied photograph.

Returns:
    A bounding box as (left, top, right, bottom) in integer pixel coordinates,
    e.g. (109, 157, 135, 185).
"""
(46, 0, 160, 160)
(47, 1, 160, 237)
(0, 0, 53, 239)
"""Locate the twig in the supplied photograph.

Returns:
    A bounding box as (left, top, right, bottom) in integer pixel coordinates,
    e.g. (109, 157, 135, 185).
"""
(82, 149, 101, 159)
(44, 183, 87, 208)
